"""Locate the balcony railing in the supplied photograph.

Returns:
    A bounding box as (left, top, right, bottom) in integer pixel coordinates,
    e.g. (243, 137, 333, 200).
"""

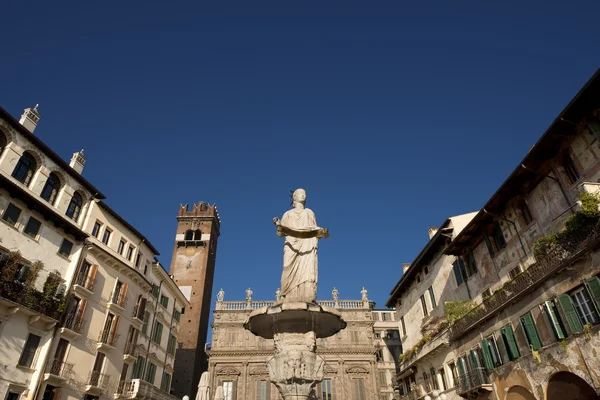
(98, 328, 120, 347)
(46, 358, 74, 377)
(133, 304, 144, 320)
(450, 223, 600, 340)
(62, 310, 86, 333)
(109, 291, 128, 308)
(122, 379, 181, 400)
(124, 342, 137, 357)
(88, 371, 110, 388)
(0, 281, 62, 320)
(217, 299, 370, 310)
(74, 272, 95, 292)
(456, 368, 490, 395)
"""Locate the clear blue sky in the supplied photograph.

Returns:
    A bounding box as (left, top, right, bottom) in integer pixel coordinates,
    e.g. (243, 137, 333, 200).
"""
(2, 1, 600, 309)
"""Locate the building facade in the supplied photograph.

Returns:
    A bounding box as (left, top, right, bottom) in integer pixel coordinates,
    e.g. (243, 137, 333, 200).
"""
(169, 203, 220, 399)
(0, 105, 189, 400)
(388, 69, 600, 400)
(206, 290, 400, 400)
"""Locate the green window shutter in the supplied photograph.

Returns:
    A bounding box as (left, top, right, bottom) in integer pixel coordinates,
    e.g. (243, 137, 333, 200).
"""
(584, 277, 600, 315)
(520, 313, 543, 350)
(557, 294, 584, 334)
(502, 325, 520, 360)
(457, 357, 466, 377)
(469, 350, 479, 369)
(544, 301, 567, 340)
(480, 340, 494, 370)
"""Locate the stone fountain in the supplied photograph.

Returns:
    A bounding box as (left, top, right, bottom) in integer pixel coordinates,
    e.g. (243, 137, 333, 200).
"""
(243, 189, 346, 400)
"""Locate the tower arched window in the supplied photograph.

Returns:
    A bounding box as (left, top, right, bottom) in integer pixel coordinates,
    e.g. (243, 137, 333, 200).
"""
(66, 192, 83, 221)
(193, 229, 201, 240)
(41, 173, 61, 205)
(12, 152, 37, 186)
(184, 230, 194, 241)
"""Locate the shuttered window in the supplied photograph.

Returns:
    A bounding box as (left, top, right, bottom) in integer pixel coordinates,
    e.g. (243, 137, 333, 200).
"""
(500, 325, 520, 360)
(584, 277, 600, 315)
(480, 340, 494, 370)
(520, 313, 542, 350)
(544, 300, 567, 340)
(571, 288, 598, 325)
(558, 293, 584, 333)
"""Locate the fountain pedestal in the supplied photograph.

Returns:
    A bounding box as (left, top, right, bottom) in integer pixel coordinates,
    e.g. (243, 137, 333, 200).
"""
(244, 302, 346, 399)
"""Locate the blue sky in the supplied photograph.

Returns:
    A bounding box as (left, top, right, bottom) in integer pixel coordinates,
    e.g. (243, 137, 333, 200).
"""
(2, 1, 600, 310)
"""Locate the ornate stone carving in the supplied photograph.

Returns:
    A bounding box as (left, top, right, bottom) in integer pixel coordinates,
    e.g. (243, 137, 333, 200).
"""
(215, 367, 240, 376)
(345, 365, 369, 375)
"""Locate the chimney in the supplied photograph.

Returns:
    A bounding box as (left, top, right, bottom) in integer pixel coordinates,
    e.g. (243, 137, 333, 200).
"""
(70, 149, 86, 174)
(428, 227, 439, 239)
(402, 263, 411, 273)
(19, 104, 41, 133)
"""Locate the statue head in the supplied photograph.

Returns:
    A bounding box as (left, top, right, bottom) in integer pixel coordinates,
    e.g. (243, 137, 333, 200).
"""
(292, 188, 307, 207)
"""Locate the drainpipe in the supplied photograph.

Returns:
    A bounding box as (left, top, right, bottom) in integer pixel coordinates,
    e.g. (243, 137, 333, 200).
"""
(162, 297, 177, 392)
(143, 279, 163, 380)
(483, 209, 528, 260)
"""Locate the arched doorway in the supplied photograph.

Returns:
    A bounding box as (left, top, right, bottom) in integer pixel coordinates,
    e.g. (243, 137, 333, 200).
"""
(547, 371, 599, 400)
(506, 385, 536, 400)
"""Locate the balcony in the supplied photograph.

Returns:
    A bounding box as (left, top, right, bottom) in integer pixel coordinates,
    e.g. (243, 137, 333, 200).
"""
(123, 342, 137, 363)
(0, 281, 62, 321)
(59, 311, 86, 339)
(86, 371, 110, 395)
(456, 368, 492, 398)
(132, 304, 145, 326)
(97, 328, 120, 351)
(43, 359, 73, 384)
(121, 379, 181, 400)
(108, 291, 128, 312)
(73, 273, 95, 297)
(450, 224, 600, 340)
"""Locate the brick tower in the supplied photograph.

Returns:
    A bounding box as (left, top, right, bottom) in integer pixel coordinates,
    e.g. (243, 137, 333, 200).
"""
(170, 202, 220, 399)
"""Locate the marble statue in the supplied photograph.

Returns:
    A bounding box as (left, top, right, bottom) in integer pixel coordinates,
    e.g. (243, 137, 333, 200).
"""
(196, 372, 210, 400)
(332, 287, 339, 302)
(245, 287, 253, 302)
(275, 288, 282, 301)
(361, 287, 368, 302)
(273, 189, 328, 303)
(216, 288, 224, 302)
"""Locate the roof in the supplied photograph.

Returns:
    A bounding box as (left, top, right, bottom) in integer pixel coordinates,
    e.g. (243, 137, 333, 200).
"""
(446, 68, 600, 254)
(0, 106, 105, 199)
(98, 201, 160, 255)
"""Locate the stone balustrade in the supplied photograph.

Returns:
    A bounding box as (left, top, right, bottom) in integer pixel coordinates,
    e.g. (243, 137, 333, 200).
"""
(217, 299, 370, 310)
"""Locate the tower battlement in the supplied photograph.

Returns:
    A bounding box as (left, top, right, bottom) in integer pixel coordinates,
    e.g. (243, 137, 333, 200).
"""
(177, 202, 220, 224)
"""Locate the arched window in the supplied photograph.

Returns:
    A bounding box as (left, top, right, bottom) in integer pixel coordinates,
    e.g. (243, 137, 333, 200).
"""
(66, 192, 83, 221)
(184, 230, 194, 241)
(193, 229, 201, 240)
(41, 173, 61, 205)
(0, 133, 7, 156)
(12, 152, 37, 186)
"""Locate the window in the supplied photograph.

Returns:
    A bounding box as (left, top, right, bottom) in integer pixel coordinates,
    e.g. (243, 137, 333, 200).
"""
(519, 200, 533, 225)
(508, 266, 522, 280)
(439, 368, 447, 390)
(381, 312, 389, 321)
(6, 392, 21, 400)
(500, 324, 520, 361)
(255, 380, 270, 400)
(173, 309, 181, 322)
(377, 370, 386, 386)
(145, 362, 156, 384)
(465, 249, 478, 275)
(23, 217, 41, 238)
(563, 153, 580, 184)
(448, 362, 458, 388)
(144, 262, 149, 275)
(66, 192, 83, 221)
(14, 263, 30, 283)
(41, 173, 61, 204)
(135, 253, 141, 268)
(375, 349, 383, 362)
(452, 258, 468, 286)
(167, 334, 176, 356)
(18, 333, 41, 367)
(520, 312, 543, 351)
(491, 222, 507, 252)
(223, 381, 234, 400)
(118, 239, 126, 255)
(102, 228, 112, 245)
(353, 378, 366, 400)
(420, 294, 428, 316)
(428, 286, 437, 309)
(484, 335, 503, 367)
(152, 321, 163, 344)
(58, 239, 73, 258)
(127, 246, 134, 261)
(571, 287, 599, 325)
(132, 356, 145, 379)
(322, 379, 333, 400)
(184, 230, 194, 241)
(430, 368, 438, 390)
(400, 316, 406, 336)
(141, 311, 150, 335)
(151, 284, 159, 298)
(544, 300, 568, 340)
(92, 221, 103, 238)
(12, 152, 37, 186)
(424, 265, 429, 275)
(160, 294, 169, 308)
(160, 371, 172, 392)
(3, 203, 22, 226)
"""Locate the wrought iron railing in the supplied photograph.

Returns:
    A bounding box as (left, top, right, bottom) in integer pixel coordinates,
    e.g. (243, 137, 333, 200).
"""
(74, 272, 95, 292)
(109, 291, 128, 308)
(456, 368, 490, 395)
(46, 358, 73, 377)
(98, 328, 120, 347)
(88, 371, 110, 388)
(450, 222, 600, 340)
(0, 281, 62, 320)
(124, 342, 137, 358)
(63, 310, 85, 333)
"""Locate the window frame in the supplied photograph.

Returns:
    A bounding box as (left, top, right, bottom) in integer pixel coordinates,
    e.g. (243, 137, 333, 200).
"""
(428, 286, 437, 309)
(12, 152, 37, 187)
(58, 238, 74, 258)
(18, 333, 41, 368)
(102, 228, 112, 245)
(420, 294, 428, 316)
(65, 192, 83, 221)
(23, 217, 41, 238)
(92, 221, 103, 238)
(2, 203, 22, 227)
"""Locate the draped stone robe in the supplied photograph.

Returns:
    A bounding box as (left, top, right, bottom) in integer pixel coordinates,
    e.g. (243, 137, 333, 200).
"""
(280, 207, 319, 302)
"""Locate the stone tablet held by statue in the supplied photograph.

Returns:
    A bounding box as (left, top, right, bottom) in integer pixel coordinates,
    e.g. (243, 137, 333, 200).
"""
(273, 189, 328, 303)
